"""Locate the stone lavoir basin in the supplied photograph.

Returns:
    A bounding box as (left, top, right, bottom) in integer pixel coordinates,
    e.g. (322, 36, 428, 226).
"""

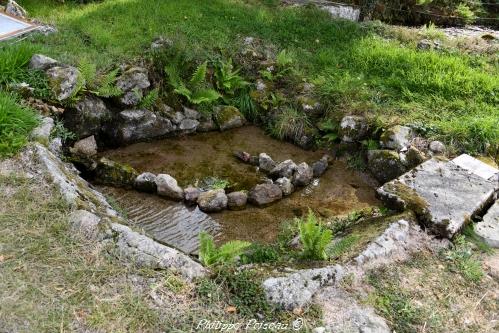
(97, 126, 379, 253)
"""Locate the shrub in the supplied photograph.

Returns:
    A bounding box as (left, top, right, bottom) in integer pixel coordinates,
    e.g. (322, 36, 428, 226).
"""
(198, 232, 251, 266)
(0, 93, 39, 158)
(298, 210, 332, 260)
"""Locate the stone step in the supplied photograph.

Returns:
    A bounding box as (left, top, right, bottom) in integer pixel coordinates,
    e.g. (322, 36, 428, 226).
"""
(452, 154, 499, 183)
(475, 200, 499, 248)
(377, 156, 497, 238)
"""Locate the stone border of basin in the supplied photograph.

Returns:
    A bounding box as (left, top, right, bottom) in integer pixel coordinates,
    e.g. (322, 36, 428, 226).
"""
(27, 54, 247, 149)
(99, 151, 332, 214)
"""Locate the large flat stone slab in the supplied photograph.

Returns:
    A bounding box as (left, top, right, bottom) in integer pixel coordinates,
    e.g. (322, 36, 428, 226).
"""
(452, 154, 499, 182)
(377, 158, 497, 238)
(475, 200, 499, 248)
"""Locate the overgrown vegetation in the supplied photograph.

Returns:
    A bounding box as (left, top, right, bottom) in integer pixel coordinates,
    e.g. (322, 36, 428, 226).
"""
(19, 0, 498, 153)
(0, 92, 39, 157)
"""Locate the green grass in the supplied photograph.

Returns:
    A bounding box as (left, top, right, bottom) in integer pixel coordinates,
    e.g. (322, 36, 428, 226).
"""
(0, 43, 38, 85)
(15, 0, 499, 152)
(0, 92, 39, 158)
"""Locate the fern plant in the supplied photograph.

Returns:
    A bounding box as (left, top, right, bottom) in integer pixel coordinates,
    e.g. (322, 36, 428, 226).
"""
(165, 61, 221, 105)
(213, 58, 248, 96)
(139, 88, 159, 109)
(68, 60, 122, 104)
(199, 232, 251, 266)
(298, 210, 333, 260)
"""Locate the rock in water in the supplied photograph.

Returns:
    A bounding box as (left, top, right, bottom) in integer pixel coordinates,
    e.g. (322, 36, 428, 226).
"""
(155, 174, 184, 200)
(46, 66, 81, 101)
(95, 158, 138, 187)
(134, 172, 157, 193)
(270, 160, 298, 179)
(227, 191, 248, 210)
(339, 115, 368, 143)
(292, 162, 313, 186)
(213, 106, 246, 131)
(275, 177, 294, 196)
(197, 189, 228, 212)
(184, 186, 201, 205)
(249, 183, 283, 206)
(258, 153, 276, 173)
(311, 155, 329, 177)
(70, 136, 98, 159)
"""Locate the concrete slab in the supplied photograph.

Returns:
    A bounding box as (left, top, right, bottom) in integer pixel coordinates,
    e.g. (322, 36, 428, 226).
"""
(452, 154, 499, 182)
(0, 12, 37, 41)
(377, 158, 497, 238)
(475, 200, 499, 248)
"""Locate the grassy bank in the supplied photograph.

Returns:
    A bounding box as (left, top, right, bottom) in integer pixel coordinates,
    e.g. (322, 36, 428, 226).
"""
(0, 175, 320, 332)
(16, 0, 498, 154)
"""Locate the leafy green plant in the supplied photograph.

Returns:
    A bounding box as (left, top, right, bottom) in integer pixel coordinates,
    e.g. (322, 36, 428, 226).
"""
(258, 49, 295, 82)
(51, 120, 76, 143)
(210, 179, 230, 190)
(198, 232, 251, 266)
(15, 70, 53, 101)
(298, 210, 333, 260)
(318, 119, 339, 144)
(165, 61, 221, 105)
(139, 88, 159, 109)
(0, 92, 39, 158)
(213, 58, 248, 96)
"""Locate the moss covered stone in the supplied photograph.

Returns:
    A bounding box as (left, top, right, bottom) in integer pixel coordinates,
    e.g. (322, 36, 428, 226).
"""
(213, 106, 246, 131)
(94, 157, 138, 188)
(367, 150, 406, 183)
